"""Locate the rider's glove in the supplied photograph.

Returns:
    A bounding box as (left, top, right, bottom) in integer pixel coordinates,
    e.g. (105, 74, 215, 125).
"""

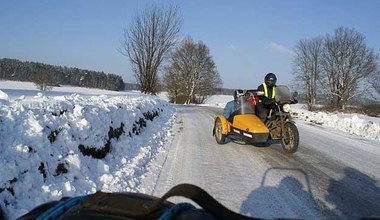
(262, 97, 275, 105)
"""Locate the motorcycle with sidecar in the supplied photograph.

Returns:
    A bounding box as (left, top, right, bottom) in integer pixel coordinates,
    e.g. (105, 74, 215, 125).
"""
(213, 85, 299, 153)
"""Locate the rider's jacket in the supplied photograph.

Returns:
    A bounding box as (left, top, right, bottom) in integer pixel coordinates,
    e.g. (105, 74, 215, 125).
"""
(257, 83, 276, 103)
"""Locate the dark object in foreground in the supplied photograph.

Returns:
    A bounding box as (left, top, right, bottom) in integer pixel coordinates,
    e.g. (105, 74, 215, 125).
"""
(18, 184, 256, 220)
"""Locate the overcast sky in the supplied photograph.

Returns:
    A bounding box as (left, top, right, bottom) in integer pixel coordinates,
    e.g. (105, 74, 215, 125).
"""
(1, 0, 379, 89)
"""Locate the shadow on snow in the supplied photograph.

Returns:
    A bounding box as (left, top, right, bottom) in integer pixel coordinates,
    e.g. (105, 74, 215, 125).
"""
(239, 167, 380, 219)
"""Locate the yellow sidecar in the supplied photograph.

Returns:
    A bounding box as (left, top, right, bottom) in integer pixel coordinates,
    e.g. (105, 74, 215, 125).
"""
(213, 113, 269, 144)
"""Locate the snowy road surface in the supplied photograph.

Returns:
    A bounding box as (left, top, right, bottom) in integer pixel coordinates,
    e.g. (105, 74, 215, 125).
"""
(142, 105, 380, 219)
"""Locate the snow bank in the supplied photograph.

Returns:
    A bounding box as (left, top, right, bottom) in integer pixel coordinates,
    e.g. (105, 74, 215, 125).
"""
(200, 94, 232, 108)
(291, 105, 380, 140)
(0, 91, 175, 219)
(0, 90, 8, 100)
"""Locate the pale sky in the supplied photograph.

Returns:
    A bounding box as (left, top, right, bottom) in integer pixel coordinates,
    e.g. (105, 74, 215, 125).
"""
(1, 0, 379, 89)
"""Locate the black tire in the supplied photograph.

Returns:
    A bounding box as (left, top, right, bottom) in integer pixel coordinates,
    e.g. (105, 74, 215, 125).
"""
(214, 118, 226, 144)
(281, 122, 299, 153)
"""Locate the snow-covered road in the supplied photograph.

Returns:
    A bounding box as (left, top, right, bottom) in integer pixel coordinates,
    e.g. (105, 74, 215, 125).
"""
(143, 105, 380, 219)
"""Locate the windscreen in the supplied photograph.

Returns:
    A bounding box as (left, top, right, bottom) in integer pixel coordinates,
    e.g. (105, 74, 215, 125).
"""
(275, 85, 293, 102)
(237, 96, 256, 115)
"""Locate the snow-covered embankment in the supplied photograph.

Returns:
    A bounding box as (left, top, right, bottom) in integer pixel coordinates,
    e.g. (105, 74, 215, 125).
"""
(0, 92, 175, 219)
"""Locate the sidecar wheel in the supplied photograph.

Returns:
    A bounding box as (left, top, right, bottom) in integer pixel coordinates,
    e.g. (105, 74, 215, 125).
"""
(215, 118, 226, 144)
(281, 122, 299, 153)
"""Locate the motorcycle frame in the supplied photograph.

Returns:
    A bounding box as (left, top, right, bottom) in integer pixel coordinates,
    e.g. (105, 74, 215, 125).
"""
(265, 103, 293, 140)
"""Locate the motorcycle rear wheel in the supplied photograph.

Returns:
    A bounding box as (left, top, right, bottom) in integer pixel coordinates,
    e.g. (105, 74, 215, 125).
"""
(214, 118, 226, 144)
(281, 122, 299, 153)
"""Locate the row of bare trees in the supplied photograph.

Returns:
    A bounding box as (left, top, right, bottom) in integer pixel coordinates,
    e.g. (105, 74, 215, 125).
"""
(293, 27, 379, 110)
(120, 5, 222, 102)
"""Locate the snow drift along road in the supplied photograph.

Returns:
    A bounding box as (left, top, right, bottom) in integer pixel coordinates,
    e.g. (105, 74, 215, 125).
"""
(0, 92, 175, 219)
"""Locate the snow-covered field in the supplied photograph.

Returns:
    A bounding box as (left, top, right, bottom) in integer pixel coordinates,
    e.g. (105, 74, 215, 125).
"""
(0, 80, 379, 219)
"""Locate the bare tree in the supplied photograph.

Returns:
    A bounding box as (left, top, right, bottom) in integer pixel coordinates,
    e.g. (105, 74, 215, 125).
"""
(195, 67, 223, 103)
(367, 67, 380, 99)
(293, 37, 323, 110)
(120, 5, 182, 95)
(165, 37, 222, 104)
(162, 66, 183, 103)
(321, 27, 379, 110)
(32, 68, 55, 91)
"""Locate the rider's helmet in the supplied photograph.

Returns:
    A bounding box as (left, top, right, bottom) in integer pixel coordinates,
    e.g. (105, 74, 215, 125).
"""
(265, 73, 277, 87)
(234, 89, 244, 100)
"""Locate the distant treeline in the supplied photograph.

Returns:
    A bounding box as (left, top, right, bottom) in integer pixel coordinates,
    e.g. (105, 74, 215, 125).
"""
(0, 58, 238, 93)
(0, 58, 125, 91)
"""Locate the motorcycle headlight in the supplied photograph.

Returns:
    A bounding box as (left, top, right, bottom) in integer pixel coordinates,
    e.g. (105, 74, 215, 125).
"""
(282, 104, 291, 113)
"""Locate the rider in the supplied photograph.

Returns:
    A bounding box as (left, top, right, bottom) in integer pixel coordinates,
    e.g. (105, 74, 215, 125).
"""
(256, 73, 277, 121)
(223, 89, 244, 120)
